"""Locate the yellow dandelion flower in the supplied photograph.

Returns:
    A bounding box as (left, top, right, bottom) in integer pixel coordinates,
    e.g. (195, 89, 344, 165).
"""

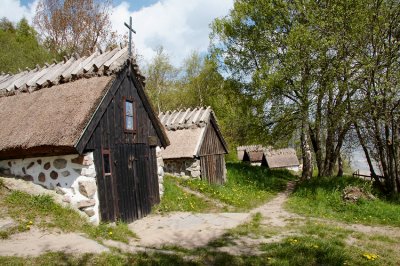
(108, 231, 113, 235)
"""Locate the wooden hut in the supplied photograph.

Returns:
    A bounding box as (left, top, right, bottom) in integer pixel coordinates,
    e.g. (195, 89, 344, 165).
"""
(241, 145, 265, 166)
(237, 145, 263, 162)
(0, 47, 169, 224)
(262, 148, 300, 171)
(158, 107, 228, 184)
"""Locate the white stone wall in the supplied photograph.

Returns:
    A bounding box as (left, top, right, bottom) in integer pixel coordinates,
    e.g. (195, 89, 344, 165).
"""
(0, 153, 100, 224)
(156, 147, 164, 197)
(163, 158, 201, 179)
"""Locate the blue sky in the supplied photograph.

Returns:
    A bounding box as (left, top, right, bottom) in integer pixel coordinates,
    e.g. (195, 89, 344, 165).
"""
(1, 0, 233, 65)
(19, 0, 159, 12)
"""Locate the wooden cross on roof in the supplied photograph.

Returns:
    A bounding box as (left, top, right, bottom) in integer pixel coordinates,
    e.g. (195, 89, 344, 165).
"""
(124, 16, 136, 57)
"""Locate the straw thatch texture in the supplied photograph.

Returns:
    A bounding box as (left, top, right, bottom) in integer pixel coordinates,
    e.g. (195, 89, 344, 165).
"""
(0, 76, 114, 154)
(160, 128, 205, 159)
(0, 46, 144, 97)
(159, 107, 227, 159)
(264, 148, 300, 168)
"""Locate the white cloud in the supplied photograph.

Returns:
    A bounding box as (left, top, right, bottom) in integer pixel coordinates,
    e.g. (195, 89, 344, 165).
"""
(1, 0, 233, 66)
(0, 0, 38, 23)
(110, 0, 233, 66)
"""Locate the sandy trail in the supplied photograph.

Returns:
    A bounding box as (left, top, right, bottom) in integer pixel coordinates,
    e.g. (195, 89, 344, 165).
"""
(0, 228, 108, 256)
(1, 178, 399, 257)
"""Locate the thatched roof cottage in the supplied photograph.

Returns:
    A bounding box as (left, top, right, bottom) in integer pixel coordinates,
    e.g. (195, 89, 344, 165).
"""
(0, 47, 169, 223)
(158, 107, 228, 184)
(262, 148, 300, 171)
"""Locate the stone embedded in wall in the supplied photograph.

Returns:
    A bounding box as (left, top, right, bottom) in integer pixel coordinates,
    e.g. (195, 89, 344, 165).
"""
(76, 199, 96, 209)
(0, 168, 11, 175)
(22, 175, 33, 181)
(0, 153, 99, 225)
(81, 168, 96, 178)
(191, 171, 201, 178)
(62, 194, 71, 203)
(61, 170, 70, 177)
(73, 168, 82, 175)
(83, 207, 95, 217)
(71, 155, 93, 166)
(157, 157, 164, 167)
(44, 162, 51, 170)
(27, 162, 34, 169)
(71, 156, 84, 164)
(78, 180, 97, 198)
(55, 186, 66, 195)
(38, 172, 46, 182)
(53, 159, 67, 169)
(50, 171, 58, 180)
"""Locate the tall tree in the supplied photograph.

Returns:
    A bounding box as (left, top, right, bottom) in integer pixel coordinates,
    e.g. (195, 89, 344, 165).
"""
(0, 17, 55, 73)
(144, 47, 178, 113)
(33, 0, 116, 56)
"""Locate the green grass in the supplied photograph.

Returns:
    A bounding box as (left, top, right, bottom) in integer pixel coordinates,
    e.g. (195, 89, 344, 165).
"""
(0, 185, 135, 243)
(153, 175, 217, 213)
(177, 162, 296, 211)
(286, 176, 400, 226)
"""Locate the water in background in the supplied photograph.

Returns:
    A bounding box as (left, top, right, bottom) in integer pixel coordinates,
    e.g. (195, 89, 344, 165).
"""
(350, 147, 382, 176)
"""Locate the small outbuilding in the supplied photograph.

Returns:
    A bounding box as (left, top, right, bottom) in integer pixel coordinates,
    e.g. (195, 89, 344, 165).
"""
(0, 47, 169, 223)
(159, 107, 228, 184)
(236, 145, 263, 161)
(240, 145, 265, 166)
(262, 148, 300, 171)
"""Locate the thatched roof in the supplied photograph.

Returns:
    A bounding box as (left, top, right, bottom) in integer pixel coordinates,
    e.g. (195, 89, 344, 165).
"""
(237, 145, 263, 161)
(0, 46, 145, 97)
(264, 148, 300, 168)
(0, 47, 169, 159)
(0, 76, 114, 159)
(159, 107, 228, 159)
(237, 145, 263, 152)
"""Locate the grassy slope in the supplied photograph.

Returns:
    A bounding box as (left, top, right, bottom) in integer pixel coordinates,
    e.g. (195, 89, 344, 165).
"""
(176, 162, 297, 211)
(153, 175, 218, 213)
(286, 176, 400, 227)
(0, 178, 134, 243)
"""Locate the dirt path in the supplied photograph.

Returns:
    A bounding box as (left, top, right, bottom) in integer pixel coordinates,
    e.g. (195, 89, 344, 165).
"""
(0, 228, 109, 256)
(128, 212, 251, 248)
(1, 178, 399, 257)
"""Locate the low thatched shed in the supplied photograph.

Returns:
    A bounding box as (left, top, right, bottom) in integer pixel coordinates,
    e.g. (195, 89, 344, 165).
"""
(236, 145, 263, 161)
(240, 145, 265, 166)
(262, 148, 300, 171)
(0, 47, 169, 223)
(159, 107, 228, 184)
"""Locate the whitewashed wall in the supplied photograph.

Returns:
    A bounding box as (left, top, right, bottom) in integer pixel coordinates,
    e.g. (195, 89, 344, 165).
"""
(156, 147, 165, 197)
(0, 153, 100, 224)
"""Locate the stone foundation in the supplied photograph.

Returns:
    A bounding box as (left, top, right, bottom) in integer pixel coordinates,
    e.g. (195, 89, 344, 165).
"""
(0, 153, 100, 224)
(164, 158, 201, 179)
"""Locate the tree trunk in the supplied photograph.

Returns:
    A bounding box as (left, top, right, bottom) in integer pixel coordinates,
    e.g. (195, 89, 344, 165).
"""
(337, 153, 343, 177)
(301, 120, 313, 180)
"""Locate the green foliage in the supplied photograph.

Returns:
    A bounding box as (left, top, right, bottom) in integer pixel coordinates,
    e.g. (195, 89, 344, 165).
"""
(287, 176, 400, 226)
(153, 175, 216, 213)
(0, 17, 56, 73)
(178, 162, 296, 211)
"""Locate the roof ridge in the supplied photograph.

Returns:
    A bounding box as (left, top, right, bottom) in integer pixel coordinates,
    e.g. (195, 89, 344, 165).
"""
(0, 46, 145, 98)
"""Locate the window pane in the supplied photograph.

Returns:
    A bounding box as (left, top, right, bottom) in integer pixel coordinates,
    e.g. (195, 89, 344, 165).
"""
(126, 116, 134, 130)
(103, 153, 111, 174)
(125, 101, 133, 116)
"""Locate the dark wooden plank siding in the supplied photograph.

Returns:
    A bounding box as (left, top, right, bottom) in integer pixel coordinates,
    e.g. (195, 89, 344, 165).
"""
(199, 122, 226, 156)
(200, 154, 225, 184)
(86, 71, 160, 223)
